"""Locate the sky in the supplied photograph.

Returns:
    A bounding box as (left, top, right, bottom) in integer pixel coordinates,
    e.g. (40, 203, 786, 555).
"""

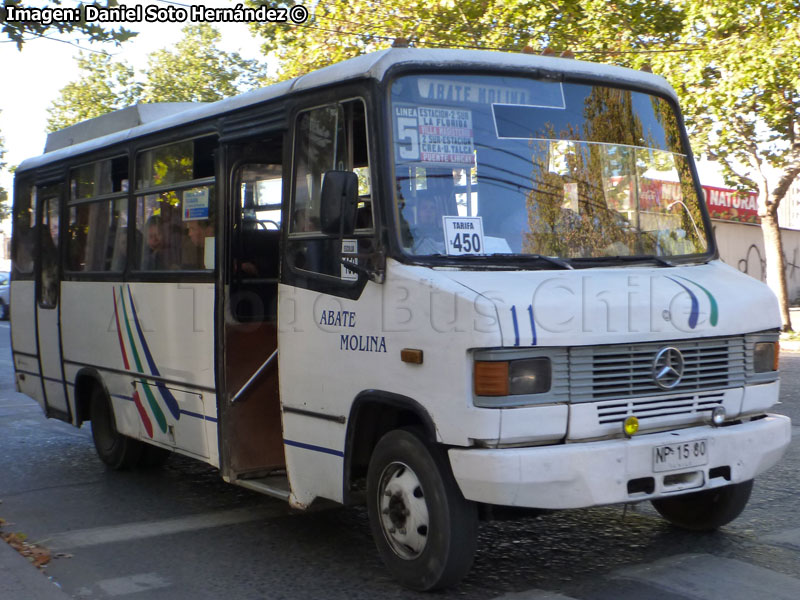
(0, 0, 272, 201)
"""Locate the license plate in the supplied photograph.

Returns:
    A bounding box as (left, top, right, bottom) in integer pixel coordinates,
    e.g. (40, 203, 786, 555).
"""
(653, 439, 708, 473)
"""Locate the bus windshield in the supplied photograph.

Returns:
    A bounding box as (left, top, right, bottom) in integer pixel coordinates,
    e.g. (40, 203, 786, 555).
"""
(390, 74, 709, 262)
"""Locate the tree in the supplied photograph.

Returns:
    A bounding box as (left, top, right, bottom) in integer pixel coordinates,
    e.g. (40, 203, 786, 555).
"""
(649, 0, 800, 330)
(1, 0, 135, 49)
(246, 1, 680, 81)
(140, 24, 267, 103)
(47, 52, 140, 132)
(47, 23, 269, 131)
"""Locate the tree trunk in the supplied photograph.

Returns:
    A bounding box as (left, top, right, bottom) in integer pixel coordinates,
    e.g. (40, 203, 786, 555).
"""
(760, 208, 793, 331)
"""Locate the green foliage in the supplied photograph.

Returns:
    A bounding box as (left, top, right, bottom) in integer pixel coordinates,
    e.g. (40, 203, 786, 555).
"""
(246, 0, 681, 81)
(648, 0, 800, 206)
(140, 24, 267, 103)
(249, 0, 796, 204)
(1, 0, 136, 49)
(47, 53, 140, 132)
(47, 23, 268, 131)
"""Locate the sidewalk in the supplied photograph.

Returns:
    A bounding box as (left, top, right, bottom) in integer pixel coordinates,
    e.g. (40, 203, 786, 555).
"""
(780, 308, 800, 352)
(0, 538, 71, 600)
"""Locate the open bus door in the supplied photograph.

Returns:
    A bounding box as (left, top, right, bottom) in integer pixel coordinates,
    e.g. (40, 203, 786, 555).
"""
(35, 182, 70, 420)
(218, 135, 287, 492)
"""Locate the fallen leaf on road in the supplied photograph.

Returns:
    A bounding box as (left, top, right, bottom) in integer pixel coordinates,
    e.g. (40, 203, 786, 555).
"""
(1, 531, 52, 568)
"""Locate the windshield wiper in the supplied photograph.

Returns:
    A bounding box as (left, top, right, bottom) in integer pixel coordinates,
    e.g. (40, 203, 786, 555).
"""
(576, 255, 675, 267)
(527, 254, 574, 269)
(443, 253, 574, 269)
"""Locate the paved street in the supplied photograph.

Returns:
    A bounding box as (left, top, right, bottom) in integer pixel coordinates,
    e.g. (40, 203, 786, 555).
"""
(1, 320, 799, 599)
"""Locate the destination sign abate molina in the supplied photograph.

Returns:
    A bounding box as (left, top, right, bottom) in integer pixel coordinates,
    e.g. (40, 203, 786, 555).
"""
(416, 78, 532, 105)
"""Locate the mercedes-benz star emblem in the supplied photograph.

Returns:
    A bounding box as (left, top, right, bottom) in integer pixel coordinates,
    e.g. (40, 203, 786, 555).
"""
(652, 347, 684, 390)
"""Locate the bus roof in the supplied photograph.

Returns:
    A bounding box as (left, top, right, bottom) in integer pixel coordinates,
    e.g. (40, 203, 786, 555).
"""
(18, 48, 675, 174)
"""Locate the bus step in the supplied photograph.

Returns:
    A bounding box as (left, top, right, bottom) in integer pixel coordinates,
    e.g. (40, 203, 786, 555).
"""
(234, 474, 290, 501)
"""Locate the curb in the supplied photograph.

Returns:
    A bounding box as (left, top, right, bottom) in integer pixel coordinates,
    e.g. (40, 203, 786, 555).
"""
(0, 538, 71, 599)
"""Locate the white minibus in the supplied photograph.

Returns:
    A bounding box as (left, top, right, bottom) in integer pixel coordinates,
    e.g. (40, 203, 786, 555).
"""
(11, 48, 790, 590)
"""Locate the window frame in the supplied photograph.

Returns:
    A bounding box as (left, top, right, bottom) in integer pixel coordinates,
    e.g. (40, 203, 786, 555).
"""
(65, 155, 130, 275)
(380, 66, 718, 268)
(286, 96, 376, 284)
(131, 135, 219, 276)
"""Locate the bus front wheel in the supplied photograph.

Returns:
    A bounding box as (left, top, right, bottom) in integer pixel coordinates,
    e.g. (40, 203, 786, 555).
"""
(651, 480, 754, 531)
(90, 386, 143, 470)
(366, 428, 478, 591)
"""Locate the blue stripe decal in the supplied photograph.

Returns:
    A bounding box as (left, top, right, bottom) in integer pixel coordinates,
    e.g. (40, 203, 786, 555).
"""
(115, 395, 217, 423)
(527, 304, 537, 346)
(180, 409, 218, 423)
(677, 276, 719, 327)
(510, 306, 520, 346)
(666, 276, 699, 329)
(284, 439, 345, 458)
(126, 286, 181, 420)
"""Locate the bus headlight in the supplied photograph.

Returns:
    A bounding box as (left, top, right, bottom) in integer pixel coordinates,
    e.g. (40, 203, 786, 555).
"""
(509, 358, 552, 395)
(754, 341, 779, 372)
(475, 358, 551, 396)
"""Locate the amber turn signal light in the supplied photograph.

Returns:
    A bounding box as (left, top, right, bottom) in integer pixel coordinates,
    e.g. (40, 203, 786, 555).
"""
(474, 361, 510, 396)
(401, 348, 423, 364)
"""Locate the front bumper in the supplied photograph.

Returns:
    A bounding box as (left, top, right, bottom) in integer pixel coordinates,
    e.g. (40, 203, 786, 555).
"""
(449, 414, 791, 509)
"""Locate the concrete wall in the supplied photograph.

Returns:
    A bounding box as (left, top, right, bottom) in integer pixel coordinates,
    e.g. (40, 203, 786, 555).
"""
(713, 220, 800, 302)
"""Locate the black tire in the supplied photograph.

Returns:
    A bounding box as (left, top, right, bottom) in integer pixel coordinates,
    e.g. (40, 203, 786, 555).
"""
(651, 480, 754, 531)
(366, 428, 478, 591)
(139, 444, 172, 468)
(90, 386, 143, 470)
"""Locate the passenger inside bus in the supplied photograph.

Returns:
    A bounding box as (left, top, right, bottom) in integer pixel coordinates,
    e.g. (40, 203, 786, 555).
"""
(411, 194, 445, 254)
(408, 172, 454, 255)
(142, 216, 169, 270)
(185, 219, 215, 269)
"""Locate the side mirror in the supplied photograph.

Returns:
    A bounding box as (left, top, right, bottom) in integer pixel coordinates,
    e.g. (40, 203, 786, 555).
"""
(320, 170, 358, 235)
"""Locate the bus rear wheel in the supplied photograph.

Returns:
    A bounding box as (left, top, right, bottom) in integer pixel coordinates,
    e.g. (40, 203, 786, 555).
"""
(90, 386, 143, 470)
(366, 428, 478, 591)
(651, 480, 754, 531)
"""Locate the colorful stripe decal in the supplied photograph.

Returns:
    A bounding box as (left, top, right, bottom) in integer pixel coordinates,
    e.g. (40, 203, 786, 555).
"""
(126, 286, 181, 420)
(284, 439, 345, 458)
(114, 395, 217, 424)
(119, 286, 168, 434)
(666, 277, 699, 329)
(677, 276, 719, 327)
(113, 288, 153, 437)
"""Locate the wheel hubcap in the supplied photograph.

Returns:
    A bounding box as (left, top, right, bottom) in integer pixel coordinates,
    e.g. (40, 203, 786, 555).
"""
(377, 461, 429, 560)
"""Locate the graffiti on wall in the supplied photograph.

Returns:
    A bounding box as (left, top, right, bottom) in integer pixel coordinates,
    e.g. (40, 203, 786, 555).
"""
(736, 245, 800, 283)
(714, 223, 800, 300)
(737, 244, 766, 281)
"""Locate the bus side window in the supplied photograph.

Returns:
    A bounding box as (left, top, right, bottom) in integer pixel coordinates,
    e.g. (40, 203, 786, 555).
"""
(66, 156, 130, 273)
(38, 184, 61, 308)
(11, 180, 36, 278)
(289, 99, 373, 280)
(133, 137, 217, 272)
